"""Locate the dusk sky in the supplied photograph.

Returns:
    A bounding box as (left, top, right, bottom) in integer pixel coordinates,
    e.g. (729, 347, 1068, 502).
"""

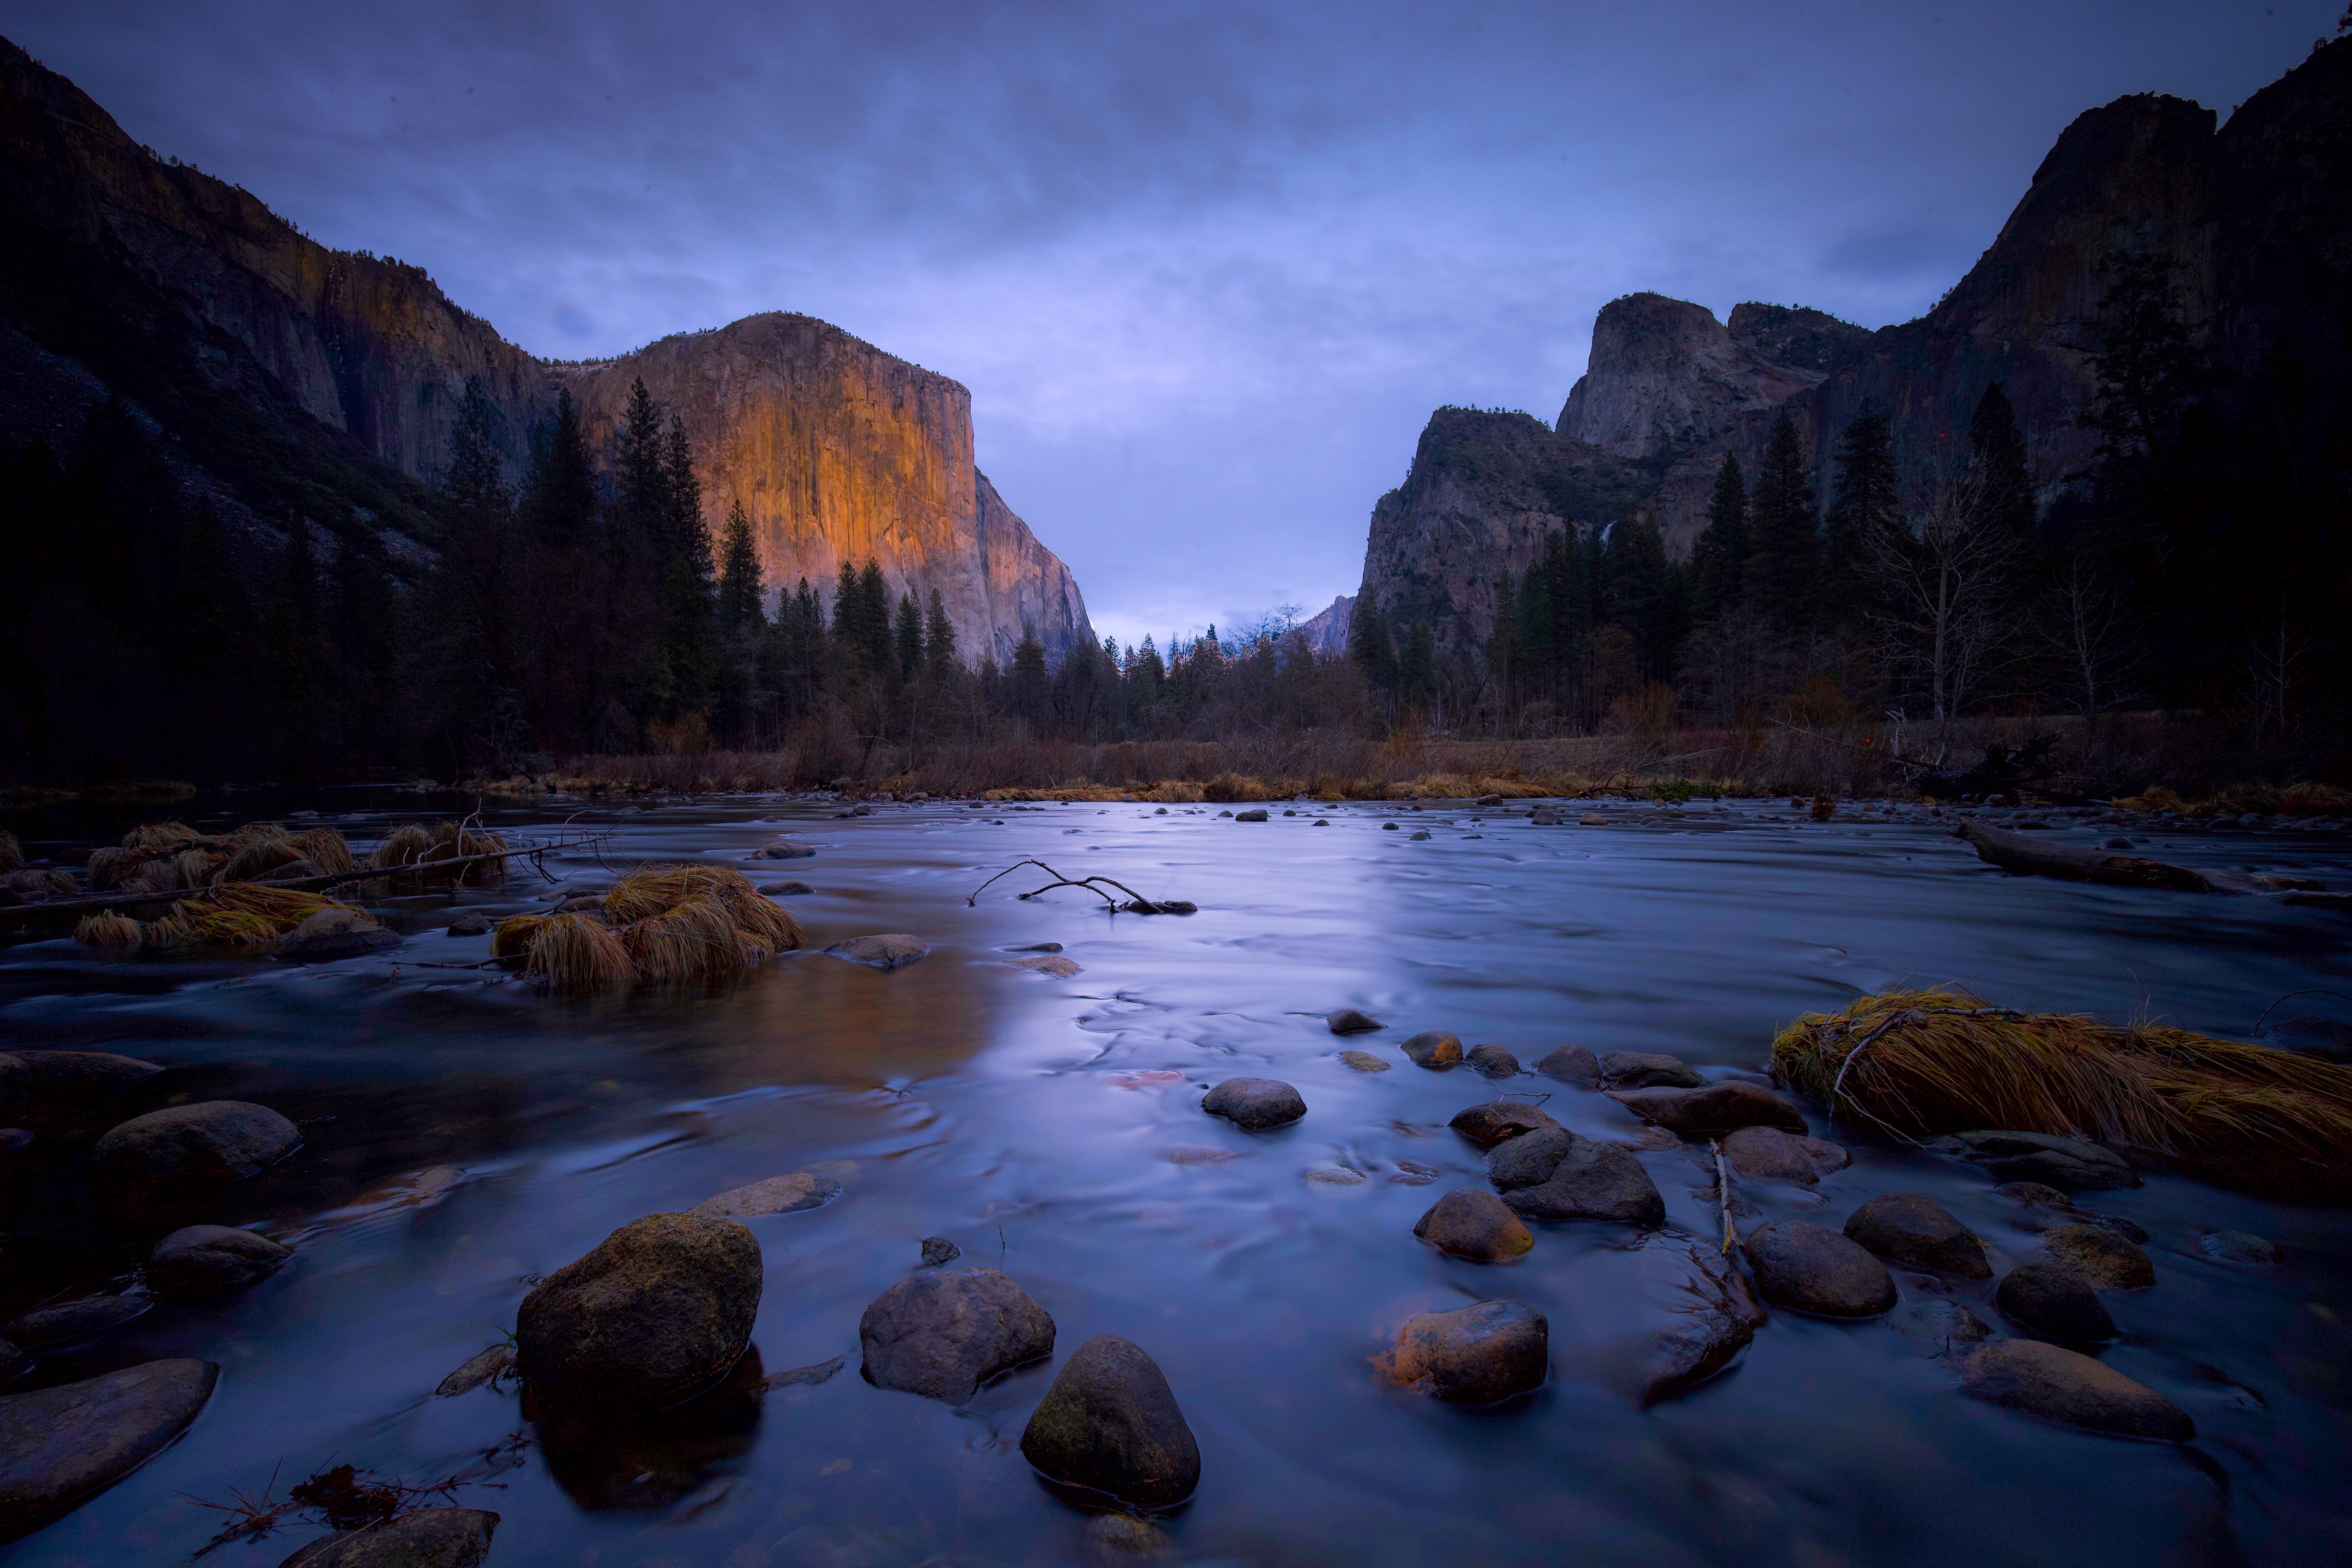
(9, 1, 2337, 647)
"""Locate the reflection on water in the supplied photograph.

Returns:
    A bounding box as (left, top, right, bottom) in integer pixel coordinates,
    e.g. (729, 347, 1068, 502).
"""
(4, 793, 2352, 1565)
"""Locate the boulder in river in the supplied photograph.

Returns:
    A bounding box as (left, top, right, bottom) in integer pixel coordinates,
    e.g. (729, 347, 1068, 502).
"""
(2, 1295, 148, 1349)
(1742, 1220, 1897, 1317)
(1600, 1051, 1704, 1089)
(4, 1049, 164, 1137)
(1337, 1050, 1389, 1073)
(1400, 1030, 1463, 1068)
(1545, 1231, 1767, 1405)
(276, 1506, 499, 1567)
(1532, 1046, 1601, 1088)
(826, 933, 929, 970)
(1955, 1340, 2192, 1439)
(1326, 1008, 1384, 1035)
(759, 880, 816, 896)
(1942, 1130, 2140, 1191)
(1201, 1078, 1306, 1130)
(1377, 1300, 1548, 1404)
(1721, 1125, 1849, 1183)
(859, 1268, 1055, 1403)
(1993, 1262, 2117, 1342)
(1413, 1188, 1533, 1261)
(1019, 1334, 1200, 1508)
(749, 837, 816, 859)
(1842, 1194, 1991, 1278)
(920, 1236, 961, 1267)
(1448, 1100, 1558, 1146)
(691, 1171, 842, 1218)
(146, 1224, 293, 1299)
(1234, 808, 1268, 822)
(516, 1212, 762, 1410)
(0, 1359, 218, 1539)
(445, 911, 490, 936)
(1489, 1128, 1665, 1226)
(90, 1100, 302, 1231)
(1466, 1044, 1521, 1077)
(2197, 1230, 2278, 1265)
(275, 908, 400, 962)
(1607, 1082, 1806, 1138)
(2042, 1223, 2156, 1289)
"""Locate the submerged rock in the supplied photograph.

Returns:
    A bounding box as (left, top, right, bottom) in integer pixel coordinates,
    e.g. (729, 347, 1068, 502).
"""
(1337, 1050, 1389, 1073)
(691, 1171, 842, 1218)
(1201, 1078, 1306, 1130)
(1743, 1220, 1896, 1317)
(1944, 1130, 2140, 1191)
(1448, 1101, 1558, 1146)
(1378, 1301, 1548, 1404)
(1548, 1231, 1767, 1404)
(5, 1049, 164, 1137)
(1326, 1008, 1384, 1036)
(859, 1268, 1055, 1403)
(445, 911, 490, 936)
(2198, 1230, 2278, 1264)
(1400, 1030, 1463, 1068)
(825, 934, 928, 970)
(1893, 1298, 1994, 1357)
(1014, 954, 1084, 977)
(434, 1344, 515, 1397)
(1607, 1082, 1806, 1138)
(276, 908, 400, 962)
(1, 1296, 148, 1349)
(90, 1100, 302, 1231)
(1722, 1125, 1849, 1184)
(749, 837, 817, 859)
(1413, 1188, 1533, 1261)
(516, 1212, 762, 1410)
(1082, 1513, 1171, 1563)
(1234, 808, 1268, 822)
(1600, 1051, 1704, 1089)
(1532, 1046, 1601, 1088)
(146, 1225, 293, 1299)
(1466, 1044, 1521, 1078)
(762, 879, 815, 895)
(1955, 1340, 2191, 1439)
(0, 1359, 218, 1538)
(1842, 1194, 1991, 1278)
(1490, 1128, 1665, 1226)
(920, 1236, 961, 1267)
(276, 1506, 499, 1567)
(1994, 1262, 2117, 1342)
(1020, 1335, 1201, 1508)
(2043, 1223, 2156, 1289)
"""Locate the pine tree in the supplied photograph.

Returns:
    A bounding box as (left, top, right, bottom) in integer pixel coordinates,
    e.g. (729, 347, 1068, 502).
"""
(1822, 402, 1901, 620)
(659, 413, 715, 714)
(894, 592, 924, 681)
(1605, 518, 1681, 679)
(857, 561, 893, 672)
(615, 378, 669, 537)
(522, 389, 596, 546)
(716, 499, 763, 629)
(1691, 455, 1748, 624)
(1968, 382, 2037, 549)
(1348, 596, 1397, 690)
(1011, 628, 1049, 730)
(2087, 253, 2205, 465)
(1397, 620, 1437, 704)
(923, 589, 957, 683)
(1746, 412, 1819, 630)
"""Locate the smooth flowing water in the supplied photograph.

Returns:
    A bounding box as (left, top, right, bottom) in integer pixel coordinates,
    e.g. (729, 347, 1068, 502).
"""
(4, 794, 2351, 1567)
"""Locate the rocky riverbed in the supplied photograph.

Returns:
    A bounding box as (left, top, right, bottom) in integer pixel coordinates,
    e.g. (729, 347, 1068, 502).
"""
(2, 790, 2350, 1565)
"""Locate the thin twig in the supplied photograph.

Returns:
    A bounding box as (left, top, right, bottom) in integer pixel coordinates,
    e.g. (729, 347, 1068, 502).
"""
(2251, 989, 2352, 1037)
(1711, 1139, 1737, 1254)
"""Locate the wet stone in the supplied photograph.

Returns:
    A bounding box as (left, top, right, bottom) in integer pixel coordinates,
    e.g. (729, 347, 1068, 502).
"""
(1400, 1030, 1463, 1068)
(1020, 1334, 1200, 1509)
(0, 1359, 218, 1538)
(1548, 1232, 1767, 1404)
(1608, 1082, 1806, 1138)
(1379, 1301, 1548, 1404)
(1337, 1050, 1389, 1073)
(2199, 1230, 2278, 1264)
(2, 1295, 148, 1349)
(1956, 1340, 2192, 1439)
(516, 1212, 762, 1411)
(1722, 1125, 1849, 1184)
(825, 933, 928, 970)
(445, 911, 490, 936)
(1013, 954, 1083, 977)
(1843, 1193, 1991, 1278)
(146, 1224, 293, 1299)
(1743, 1220, 1897, 1318)
(1491, 1129, 1666, 1226)
(1082, 1513, 1170, 1563)
(1202, 1077, 1306, 1130)
(276, 1506, 500, 1567)
(759, 880, 815, 896)
(1600, 1051, 1704, 1089)
(764, 1355, 844, 1390)
(6, 1050, 165, 1137)
(1234, 808, 1268, 822)
(2043, 1223, 2156, 1289)
(276, 908, 401, 962)
(1894, 1298, 1994, 1357)
(1532, 1046, 1601, 1088)
(1413, 1188, 1533, 1261)
(920, 1236, 961, 1267)
(90, 1099, 303, 1231)
(1326, 1008, 1384, 1036)
(860, 1268, 1055, 1404)
(1994, 1263, 2117, 1342)
(749, 837, 816, 859)
(1466, 1044, 1521, 1078)
(1947, 1130, 2140, 1191)
(435, 1344, 514, 1397)
(1448, 1100, 1558, 1146)
(692, 1172, 841, 1218)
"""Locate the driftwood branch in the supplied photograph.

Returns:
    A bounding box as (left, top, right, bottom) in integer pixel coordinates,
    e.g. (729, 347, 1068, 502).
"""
(1952, 817, 2320, 896)
(1710, 1139, 1738, 1255)
(965, 859, 1188, 914)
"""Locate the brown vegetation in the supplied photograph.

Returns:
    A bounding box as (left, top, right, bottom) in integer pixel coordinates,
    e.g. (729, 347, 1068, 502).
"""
(500, 864, 803, 992)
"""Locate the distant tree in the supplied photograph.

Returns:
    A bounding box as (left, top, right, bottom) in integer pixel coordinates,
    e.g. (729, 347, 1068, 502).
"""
(894, 591, 924, 681)
(1604, 517, 1681, 680)
(1010, 628, 1049, 730)
(1865, 470, 2022, 734)
(923, 588, 957, 683)
(522, 389, 596, 546)
(1746, 412, 1818, 630)
(1690, 455, 1748, 623)
(659, 413, 715, 716)
(1822, 402, 1901, 621)
(1397, 619, 1437, 704)
(2086, 253, 2205, 466)
(1967, 382, 2037, 549)
(716, 499, 763, 630)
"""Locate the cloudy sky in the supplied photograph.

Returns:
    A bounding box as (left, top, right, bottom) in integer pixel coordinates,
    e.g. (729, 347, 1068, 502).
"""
(9, 1, 2337, 646)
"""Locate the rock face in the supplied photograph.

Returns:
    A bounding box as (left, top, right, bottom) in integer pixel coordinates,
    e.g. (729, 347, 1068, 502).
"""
(1556, 293, 1826, 459)
(1842, 1194, 1991, 1278)
(146, 1224, 293, 1299)
(277, 1507, 499, 1568)
(1201, 1078, 1306, 1131)
(1488, 1128, 1665, 1226)
(1378, 1300, 1548, 1404)
(858, 1268, 1055, 1403)
(515, 1213, 762, 1410)
(1018, 1335, 1200, 1508)
(1297, 595, 1353, 658)
(0, 1359, 218, 1538)
(90, 1100, 302, 1230)
(1956, 1340, 2192, 1439)
(1743, 1221, 1897, 1318)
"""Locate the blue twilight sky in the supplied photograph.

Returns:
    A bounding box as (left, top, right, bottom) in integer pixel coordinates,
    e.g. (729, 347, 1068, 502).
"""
(6, 1, 2341, 647)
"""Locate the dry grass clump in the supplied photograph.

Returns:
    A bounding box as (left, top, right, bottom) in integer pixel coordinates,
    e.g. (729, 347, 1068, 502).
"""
(522, 912, 636, 992)
(492, 914, 548, 959)
(74, 912, 144, 948)
(216, 835, 307, 884)
(2114, 780, 2352, 818)
(142, 884, 360, 951)
(1137, 780, 1208, 803)
(366, 822, 508, 885)
(0, 829, 20, 872)
(293, 826, 356, 873)
(3, 867, 79, 897)
(1773, 986, 2352, 1201)
(981, 781, 1133, 802)
(622, 896, 751, 980)
(124, 820, 198, 851)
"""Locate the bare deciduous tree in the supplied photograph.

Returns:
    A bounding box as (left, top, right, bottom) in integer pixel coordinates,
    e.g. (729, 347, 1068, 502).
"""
(2042, 550, 2141, 736)
(1865, 472, 2024, 741)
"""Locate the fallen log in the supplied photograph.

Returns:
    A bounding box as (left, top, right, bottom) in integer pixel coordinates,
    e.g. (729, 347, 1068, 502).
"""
(1953, 817, 2321, 896)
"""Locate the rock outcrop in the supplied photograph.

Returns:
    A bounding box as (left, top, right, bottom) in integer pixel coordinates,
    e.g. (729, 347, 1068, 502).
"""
(1556, 293, 1826, 460)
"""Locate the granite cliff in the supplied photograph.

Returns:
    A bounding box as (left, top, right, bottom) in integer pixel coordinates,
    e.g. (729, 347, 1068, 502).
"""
(0, 35, 1092, 666)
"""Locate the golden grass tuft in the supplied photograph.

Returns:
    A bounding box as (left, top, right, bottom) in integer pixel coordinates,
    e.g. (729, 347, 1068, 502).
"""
(118, 859, 184, 896)
(123, 820, 198, 851)
(87, 845, 145, 889)
(492, 914, 549, 960)
(622, 895, 752, 982)
(170, 848, 223, 887)
(1136, 780, 1208, 804)
(0, 829, 19, 873)
(367, 822, 507, 885)
(214, 836, 306, 885)
(522, 912, 636, 991)
(74, 912, 143, 948)
(1772, 986, 2352, 1201)
(367, 823, 437, 870)
(293, 826, 356, 874)
(3, 867, 79, 897)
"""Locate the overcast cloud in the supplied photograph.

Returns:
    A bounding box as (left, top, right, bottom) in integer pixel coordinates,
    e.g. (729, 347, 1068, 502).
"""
(8, 1, 2336, 646)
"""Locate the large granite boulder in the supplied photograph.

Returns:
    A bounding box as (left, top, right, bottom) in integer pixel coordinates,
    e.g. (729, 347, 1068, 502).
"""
(1843, 1194, 1991, 1278)
(1994, 1262, 2118, 1342)
(1201, 1078, 1306, 1130)
(1019, 1335, 1200, 1508)
(859, 1268, 1055, 1403)
(1544, 1231, 1768, 1405)
(0, 1359, 218, 1538)
(146, 1225, 293, 1299)
(90, 1100, 302, 1231)
(1743, 1220, 1897, 1317)
(516, 1212, 762, 1410)
(1955, 1340, 2191, 1439)
(1413, 1189, 1533, 1261)
(1378, 1301, 1548, 1404)
(1607, 1082, 1806, 1138)
(1487, 1127, 1664, 1226)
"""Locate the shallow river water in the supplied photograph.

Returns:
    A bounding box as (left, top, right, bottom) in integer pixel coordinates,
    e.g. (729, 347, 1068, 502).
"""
(5, 793, 2352, 1568)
